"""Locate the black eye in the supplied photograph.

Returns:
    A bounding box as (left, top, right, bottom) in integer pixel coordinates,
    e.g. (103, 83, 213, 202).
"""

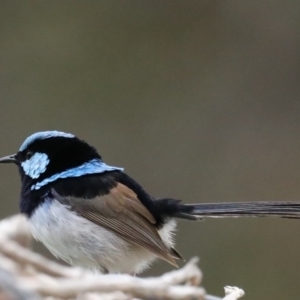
(26, 151, 33, 160)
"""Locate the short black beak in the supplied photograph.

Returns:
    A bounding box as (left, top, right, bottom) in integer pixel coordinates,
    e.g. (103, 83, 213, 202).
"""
(0, 154, 17, 164)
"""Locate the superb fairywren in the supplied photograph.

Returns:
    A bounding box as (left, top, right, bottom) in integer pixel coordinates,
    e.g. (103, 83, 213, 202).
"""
(0, 131, 299, 274)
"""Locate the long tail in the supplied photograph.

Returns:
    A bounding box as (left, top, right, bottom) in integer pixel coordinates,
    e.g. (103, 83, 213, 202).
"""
(174, 202, 300, 220)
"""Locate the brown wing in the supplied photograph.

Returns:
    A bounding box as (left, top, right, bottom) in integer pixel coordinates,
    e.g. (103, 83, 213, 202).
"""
(54, 183, 178, 266)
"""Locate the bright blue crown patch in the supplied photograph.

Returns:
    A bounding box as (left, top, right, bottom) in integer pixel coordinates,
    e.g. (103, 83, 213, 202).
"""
(20, 131, 74, 151)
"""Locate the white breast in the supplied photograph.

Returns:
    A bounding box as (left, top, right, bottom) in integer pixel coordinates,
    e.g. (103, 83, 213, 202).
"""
(29, 199, 177, 274)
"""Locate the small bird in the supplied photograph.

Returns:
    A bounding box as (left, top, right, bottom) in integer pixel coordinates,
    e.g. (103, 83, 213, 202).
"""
(0, 131, 300, 274)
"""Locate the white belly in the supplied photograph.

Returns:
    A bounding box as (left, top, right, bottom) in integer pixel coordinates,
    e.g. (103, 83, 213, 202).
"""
(29, 199, 176, 274)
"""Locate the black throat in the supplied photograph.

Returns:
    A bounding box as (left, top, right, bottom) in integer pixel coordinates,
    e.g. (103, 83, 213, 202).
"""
(19, 171, 120, 217)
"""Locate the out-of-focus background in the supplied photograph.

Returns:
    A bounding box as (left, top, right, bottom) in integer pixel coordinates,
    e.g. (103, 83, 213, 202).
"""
(0, 1, 300, 299)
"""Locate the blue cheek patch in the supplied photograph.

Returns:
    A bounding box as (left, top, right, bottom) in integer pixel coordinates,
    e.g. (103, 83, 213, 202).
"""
(21, 153, 50, 179)
(31, 159, 123, 190)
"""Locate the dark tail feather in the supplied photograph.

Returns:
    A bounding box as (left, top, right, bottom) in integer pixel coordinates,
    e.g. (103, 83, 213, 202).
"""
(174, 202, 300, 220)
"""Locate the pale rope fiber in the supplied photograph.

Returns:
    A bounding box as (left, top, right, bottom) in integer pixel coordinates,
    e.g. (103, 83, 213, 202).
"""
(0, 214, 244, 300)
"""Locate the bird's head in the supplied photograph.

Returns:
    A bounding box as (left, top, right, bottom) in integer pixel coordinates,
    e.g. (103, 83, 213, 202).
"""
(0, 131, 123, 191)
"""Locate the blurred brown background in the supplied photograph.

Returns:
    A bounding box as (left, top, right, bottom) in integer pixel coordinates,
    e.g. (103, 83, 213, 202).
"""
(0, 1, 300, 299)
